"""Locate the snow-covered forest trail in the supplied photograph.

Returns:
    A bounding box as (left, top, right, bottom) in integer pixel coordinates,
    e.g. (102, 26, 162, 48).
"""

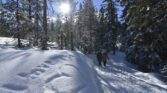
(0, 37, 167, 93)
(91, 52, 167, 93)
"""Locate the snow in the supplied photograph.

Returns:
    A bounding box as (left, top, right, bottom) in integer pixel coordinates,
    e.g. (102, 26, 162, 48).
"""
(0, 37, 98, 93)
(90, 52, 167, 93)
(0, 37, 29, 48)
(0, 37, 167, 93)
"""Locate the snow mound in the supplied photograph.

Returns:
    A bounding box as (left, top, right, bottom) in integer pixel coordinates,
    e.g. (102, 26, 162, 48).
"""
(0, 46, 99, 93)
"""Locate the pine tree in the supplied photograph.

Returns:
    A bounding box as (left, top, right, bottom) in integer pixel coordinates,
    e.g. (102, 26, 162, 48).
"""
(2, 0, 38, 47)
(95, 7, 107, 51)
(0, 3, 8, 36)
(2, 0, 27, 47)
(119, 0, 167, 72)
(81, 0, 97, 54)
(102, 0, 119, 54)
(32, 0, 43, 46)
(55, 14, 63, 49)
(76, 3, 83, 49)
(69, 0, 76, 50)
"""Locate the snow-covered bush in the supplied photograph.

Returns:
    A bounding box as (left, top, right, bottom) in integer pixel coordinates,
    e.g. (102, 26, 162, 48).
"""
(161, 65, 167, 83)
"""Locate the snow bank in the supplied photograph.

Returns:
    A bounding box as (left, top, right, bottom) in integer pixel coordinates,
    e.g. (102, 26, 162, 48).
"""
(0, 38, 99, 93)
(0, 37, 29, 47)
(0, 37, 58, 49)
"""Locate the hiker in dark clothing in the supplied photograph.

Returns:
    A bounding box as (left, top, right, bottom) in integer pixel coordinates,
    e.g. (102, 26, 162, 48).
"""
(102, 52, 109, 66)
(96, 51, 102, 66)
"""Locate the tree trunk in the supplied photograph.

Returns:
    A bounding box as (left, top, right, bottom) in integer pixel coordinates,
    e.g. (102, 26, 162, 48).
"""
(34, 3, 40, 46)
(28, 0, 31, 19)
(113, 43, 116, 55)
(34, 11, 39, 46)
(28, 0, 33, 46)
(60, 31, 63, 49)
(71, 32, 74, 50)
(16, 0, 21, 48)
(42, 0, 47, 50)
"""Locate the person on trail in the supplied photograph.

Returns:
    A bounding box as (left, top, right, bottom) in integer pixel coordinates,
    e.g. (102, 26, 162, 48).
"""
(102, 52, 109, 67)
(96, 51, 102, 66)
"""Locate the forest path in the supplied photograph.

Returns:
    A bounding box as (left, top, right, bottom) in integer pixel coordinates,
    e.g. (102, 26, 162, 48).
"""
(90, 51, 167, 93)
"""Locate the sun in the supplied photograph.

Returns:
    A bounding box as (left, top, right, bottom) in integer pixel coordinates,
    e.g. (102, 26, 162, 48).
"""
(60, 3, 70, 14)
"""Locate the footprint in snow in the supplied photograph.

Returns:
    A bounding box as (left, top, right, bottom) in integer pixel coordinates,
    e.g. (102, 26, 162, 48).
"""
(29, 68, 46, 76)
(17, 68, 46, 79)
(37, 64, 50, 68)
(44, 60, 55, 65)
(17, 64, 48, 80)
(17, 73, 28, 78)
(2, 83, 28, 91)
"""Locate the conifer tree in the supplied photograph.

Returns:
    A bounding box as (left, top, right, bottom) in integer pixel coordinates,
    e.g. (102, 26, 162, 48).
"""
(76, 3, 83, 49)
(81, 0, 97, 54)
(119, 0, 167, 72)
(95, 7, 106, 51)
(102, 0, 119, 54)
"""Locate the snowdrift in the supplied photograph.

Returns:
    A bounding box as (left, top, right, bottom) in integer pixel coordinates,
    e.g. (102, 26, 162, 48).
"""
(0, 37, 100, 93)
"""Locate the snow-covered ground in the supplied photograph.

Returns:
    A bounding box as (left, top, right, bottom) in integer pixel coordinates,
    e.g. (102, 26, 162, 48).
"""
(0, 37, 29, 48)
(90, 52, 167, 93)
(0, 37, 99, 93)
(0, 37, 167, 93)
